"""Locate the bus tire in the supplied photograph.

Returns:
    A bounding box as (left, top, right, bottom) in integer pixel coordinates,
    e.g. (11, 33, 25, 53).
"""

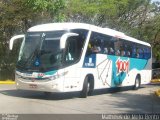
(133, 75, 141, 90)
(80, 76, 92, 98)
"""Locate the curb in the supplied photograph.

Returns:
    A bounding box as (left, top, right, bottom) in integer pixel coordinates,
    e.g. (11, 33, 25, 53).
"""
(151, 79, 160, 83)
(155, 89, 160, 97)
(0, 80, 15, 84)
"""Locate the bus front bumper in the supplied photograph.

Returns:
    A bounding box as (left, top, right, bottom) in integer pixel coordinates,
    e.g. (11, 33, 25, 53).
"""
(15, 78, 64, 93)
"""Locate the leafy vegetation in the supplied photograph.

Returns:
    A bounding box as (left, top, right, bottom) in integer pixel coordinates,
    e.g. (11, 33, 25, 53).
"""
(0, 0, 159, 80)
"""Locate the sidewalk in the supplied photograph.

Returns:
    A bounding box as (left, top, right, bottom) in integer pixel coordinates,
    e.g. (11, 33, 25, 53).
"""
(151, 79, 160, 97)
(155, 89, 160, 97)
(151, 79, 160, 83)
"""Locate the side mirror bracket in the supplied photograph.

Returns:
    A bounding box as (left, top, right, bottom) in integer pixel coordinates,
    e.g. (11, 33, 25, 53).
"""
(60, 33, 79, 49)
(9, 34, 25, 50)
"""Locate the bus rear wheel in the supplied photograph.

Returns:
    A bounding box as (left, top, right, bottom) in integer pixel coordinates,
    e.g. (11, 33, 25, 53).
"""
(133, 75, 141, 90)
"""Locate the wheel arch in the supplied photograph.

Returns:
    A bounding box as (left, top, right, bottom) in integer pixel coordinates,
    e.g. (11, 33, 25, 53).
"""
(136, 74, 141, 84)
(87, 74, 95, 90)
(133, 73, 141, 90)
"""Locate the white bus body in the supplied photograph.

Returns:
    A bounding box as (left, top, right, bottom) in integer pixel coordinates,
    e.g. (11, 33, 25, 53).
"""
(10, 23, 152, 97)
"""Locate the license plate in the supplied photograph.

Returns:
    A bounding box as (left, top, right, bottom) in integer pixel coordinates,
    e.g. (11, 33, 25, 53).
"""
(29, 84, 37, 89)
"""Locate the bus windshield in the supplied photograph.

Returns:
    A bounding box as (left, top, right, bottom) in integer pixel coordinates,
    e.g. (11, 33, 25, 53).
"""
(17, 31, 65, 72)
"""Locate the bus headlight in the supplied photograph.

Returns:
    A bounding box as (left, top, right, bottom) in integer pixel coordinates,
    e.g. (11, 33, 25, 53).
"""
(15, 73, 22, 79)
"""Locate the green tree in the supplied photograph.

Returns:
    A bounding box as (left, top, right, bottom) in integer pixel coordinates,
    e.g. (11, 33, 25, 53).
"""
(66, 0, 160, 61)
(0, 0, 66, 80)
(0, 0, 160, 80)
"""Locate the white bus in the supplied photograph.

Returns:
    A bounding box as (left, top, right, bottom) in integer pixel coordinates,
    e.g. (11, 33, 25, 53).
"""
(10, 23, 152, 98)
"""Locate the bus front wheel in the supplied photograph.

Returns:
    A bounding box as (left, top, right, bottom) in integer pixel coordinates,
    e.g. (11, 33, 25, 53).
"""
(80, 76, 92, 98)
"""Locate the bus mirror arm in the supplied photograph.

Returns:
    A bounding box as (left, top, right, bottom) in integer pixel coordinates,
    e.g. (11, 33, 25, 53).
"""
(60, 33, 79, 49)
(9, 34, 25, 50)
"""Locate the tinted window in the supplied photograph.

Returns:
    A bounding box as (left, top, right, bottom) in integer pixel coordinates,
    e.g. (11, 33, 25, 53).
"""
(87, 32, 151, 59)
(64, 29, 88, 66)
(87, 32, 115, 55)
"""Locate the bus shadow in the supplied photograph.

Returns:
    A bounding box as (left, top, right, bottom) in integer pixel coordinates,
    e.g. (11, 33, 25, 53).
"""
(0, 86, 145, 100)
(0, 89, 80, 100)
(91, 86, 145, 96)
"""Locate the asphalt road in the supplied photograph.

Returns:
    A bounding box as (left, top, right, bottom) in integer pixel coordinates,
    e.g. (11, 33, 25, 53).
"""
(0, 84, 160, 120)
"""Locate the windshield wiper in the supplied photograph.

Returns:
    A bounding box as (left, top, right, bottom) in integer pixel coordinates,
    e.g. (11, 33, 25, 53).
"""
(23, 47, 40, 69)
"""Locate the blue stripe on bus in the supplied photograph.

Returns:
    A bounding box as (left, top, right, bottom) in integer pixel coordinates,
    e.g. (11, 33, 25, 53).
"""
(107, 55, 148, 86)
(83, 54, 148, 87)
(45, 70, 57, 75)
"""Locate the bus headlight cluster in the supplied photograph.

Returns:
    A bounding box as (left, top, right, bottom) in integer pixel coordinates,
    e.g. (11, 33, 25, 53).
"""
(15, 73, 23, 79)
(49, 71, 68, 80)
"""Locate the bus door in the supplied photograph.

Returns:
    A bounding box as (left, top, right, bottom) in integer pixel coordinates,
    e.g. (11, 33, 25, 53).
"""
(63, 36, 81, 92)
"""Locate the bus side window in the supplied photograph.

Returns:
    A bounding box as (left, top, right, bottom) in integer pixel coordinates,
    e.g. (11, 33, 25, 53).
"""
(86, 42, 92, 55)
(132, 46, 137, 58)
(139, 48, 144, 59)
(109, 47, 115, 55)
(86, 41, 100, 55)
(144, 48, 147, 59)
(87, 32, 103, 54)
(64, 36, 78, 65)
(104, 47, 108, 54)
(148, 48, 151, 59)
(144, 47, 151, 59)
(91, 44, 101, 53)
(126, 51, 131, 57)
(120, 50, 125, 56)
(136, 49, 140, 58)
(116, 50, 120, 56)
(65, 39, 74, 62)
(103, 40, 110, 54)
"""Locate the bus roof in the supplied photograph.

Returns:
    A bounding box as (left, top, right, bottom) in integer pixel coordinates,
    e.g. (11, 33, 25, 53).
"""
(28, 23, 151, 47)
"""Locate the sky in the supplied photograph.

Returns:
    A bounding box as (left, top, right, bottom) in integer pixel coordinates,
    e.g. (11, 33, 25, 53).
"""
(152, 0, 160, 2)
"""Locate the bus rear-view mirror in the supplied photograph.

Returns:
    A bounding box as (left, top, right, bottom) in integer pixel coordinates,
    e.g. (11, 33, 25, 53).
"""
(60, 33, 79, 49)
(9, 34, 25, 50)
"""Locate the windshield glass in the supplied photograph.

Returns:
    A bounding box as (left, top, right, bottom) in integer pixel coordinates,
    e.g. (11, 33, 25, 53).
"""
(17, 31, 65, 72)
